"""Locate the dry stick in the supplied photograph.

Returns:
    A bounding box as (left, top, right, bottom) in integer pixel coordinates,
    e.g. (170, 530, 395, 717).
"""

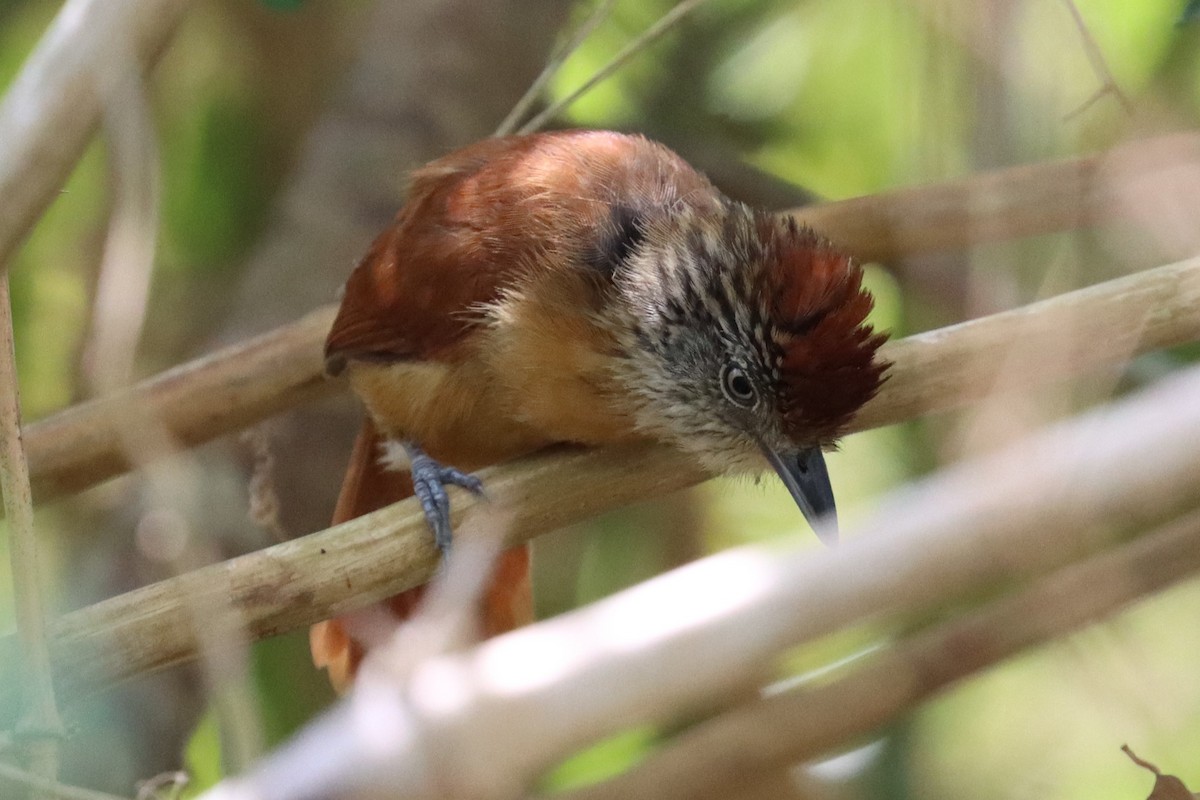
(7, 251, 1200, 707)
(0, 0, 195, 271)
(201, 360, 1200, 800)
(517, 0, 712, 135)
(0, 275, 62, 793)
(20, 131, 1200, 505)
(568, 507, 1200, 800)
(493, 0, 618, 137)
(1059, 0, 1133, 117)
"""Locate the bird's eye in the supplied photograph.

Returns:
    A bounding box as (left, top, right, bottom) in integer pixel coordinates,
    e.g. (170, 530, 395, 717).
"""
(720, 364, 757, 408)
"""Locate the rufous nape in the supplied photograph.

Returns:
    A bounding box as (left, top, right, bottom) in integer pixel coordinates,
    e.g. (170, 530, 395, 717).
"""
(310, 130, 889, 690)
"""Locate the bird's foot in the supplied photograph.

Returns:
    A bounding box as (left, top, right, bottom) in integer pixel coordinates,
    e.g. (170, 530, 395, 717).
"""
(399, 441, 484, 553)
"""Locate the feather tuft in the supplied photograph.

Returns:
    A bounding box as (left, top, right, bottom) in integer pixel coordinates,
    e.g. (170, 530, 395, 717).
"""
(755, 215, 889, 441)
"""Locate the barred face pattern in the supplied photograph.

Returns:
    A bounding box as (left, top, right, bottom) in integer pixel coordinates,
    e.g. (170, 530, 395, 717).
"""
(608, 201, 889, 473)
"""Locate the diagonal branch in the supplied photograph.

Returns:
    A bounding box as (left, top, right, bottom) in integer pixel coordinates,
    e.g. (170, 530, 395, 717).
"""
(198, 358, 1200, 800)
(25, 306, 336, 500)
(21, 132, 1200, 504)
(4, 252, 1200, 707)
(564, 506, 1200, 800)
(0, 0, 195, 271)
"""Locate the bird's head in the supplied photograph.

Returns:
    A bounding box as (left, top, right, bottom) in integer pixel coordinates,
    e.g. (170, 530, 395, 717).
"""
(611, 202, 889, 541)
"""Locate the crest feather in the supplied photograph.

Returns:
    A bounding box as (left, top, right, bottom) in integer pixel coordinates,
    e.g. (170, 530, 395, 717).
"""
(756, 215, 889, 441)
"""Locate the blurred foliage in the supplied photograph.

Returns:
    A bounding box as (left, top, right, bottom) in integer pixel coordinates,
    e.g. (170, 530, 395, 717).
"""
(1183, 0, 1200, 25)
(541, 726, 660, 792)
(1, 0, 1199, 798)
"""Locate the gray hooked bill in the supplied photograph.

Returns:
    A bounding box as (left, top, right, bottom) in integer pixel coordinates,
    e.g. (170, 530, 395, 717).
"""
(761, 445, 838, 545)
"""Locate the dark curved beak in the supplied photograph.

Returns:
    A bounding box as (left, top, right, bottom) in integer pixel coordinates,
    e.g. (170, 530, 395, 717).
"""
(761, 445, 838, 545)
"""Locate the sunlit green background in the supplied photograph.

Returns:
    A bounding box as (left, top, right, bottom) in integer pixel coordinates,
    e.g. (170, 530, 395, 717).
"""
(1, 0, 1199, 797)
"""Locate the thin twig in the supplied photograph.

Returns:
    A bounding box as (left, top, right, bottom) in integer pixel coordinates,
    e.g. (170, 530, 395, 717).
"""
(518, 0, 712, 134)
(1063, 84, 1111, 123)
(18, 132, 1200, 505)
(0, 761, 131, 800)
(0, 273, 62, 795)
(494, 0, 618, 137)
(1120, 744, 1162, 775)
(1059, 0, 1133, 116)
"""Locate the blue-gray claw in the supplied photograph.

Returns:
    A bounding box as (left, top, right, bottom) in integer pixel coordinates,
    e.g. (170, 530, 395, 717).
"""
(404, 442, 484, 553)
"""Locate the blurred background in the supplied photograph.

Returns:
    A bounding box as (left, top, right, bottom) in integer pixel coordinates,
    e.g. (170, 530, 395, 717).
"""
(1, 0, 1199, 797)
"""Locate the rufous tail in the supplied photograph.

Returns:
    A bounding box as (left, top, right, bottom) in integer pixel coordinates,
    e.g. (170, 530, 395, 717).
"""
(309, 418, 533, 692)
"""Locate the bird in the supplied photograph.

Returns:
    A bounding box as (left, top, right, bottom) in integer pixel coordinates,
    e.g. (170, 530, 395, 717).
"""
(309, 129, 889, 690)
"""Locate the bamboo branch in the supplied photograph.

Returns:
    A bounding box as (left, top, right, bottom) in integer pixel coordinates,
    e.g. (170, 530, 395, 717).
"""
(24, 306, 336, 500)
(792, 132, 1197, 263)
(200, 360, 1200, 800)
(21, 132, 1200, 504)
(42, 443, 700, 702)
(853, 254, 1200, 432)
(3, 252, 1199, 709)
(0, 274, 61, 794)
(566, 507, 1200, 800)
(0, 0, 195, 271)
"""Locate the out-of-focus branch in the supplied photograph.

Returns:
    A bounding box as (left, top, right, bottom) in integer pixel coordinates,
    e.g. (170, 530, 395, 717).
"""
(0, 0, 194, 271)
(199, 361, 1200, 800)
(793, 132, 1199, 263)
(24, 306, 336, 500)
(24, 237, 1200, 505)
(4, 252, 1199, 706)
(566, 507, 1200, 800)
(0, 275, 62, 793)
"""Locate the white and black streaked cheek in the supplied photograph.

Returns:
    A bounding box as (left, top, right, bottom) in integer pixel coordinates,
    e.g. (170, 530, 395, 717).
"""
(613, 343, 767, 472)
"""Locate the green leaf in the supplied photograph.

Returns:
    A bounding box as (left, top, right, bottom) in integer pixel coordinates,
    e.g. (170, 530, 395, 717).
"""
(260, 0, 306, 10)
